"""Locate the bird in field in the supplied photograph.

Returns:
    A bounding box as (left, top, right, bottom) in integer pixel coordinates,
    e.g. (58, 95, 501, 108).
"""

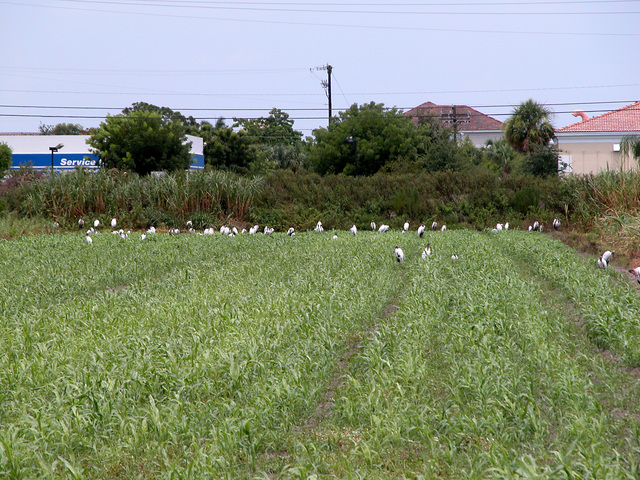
(628, 267, 640, 283)
(85, 232, 93, 245)
(441, 224, 447, 232)
(78, 218, 84, 229)
(315, 221, 324, 233)
(264, 226, 274, 235)
(141, 233, 146, 241)
(403, 221, 409, 233)
(232, 226, 238, 236)
(598, 250, 614, 269)
(505, 222, 510, 230)
(287, 227, 295, 236)
(147, 226, 156, 234)
(421, 243, 432, 259)
(532, 221, 540, 231)
(553, 218, 561, 230)
(417, 224, 426, 238)
(496, 223, 503, 231)
(378, 224, 389, 233)
(332, 234, 338, 240)
(371, 221, 376, 231)
(394, 246, 404, 264)
(53, 221, 59, 229)
(451, 253, 459, 261)
(186, 220, 193, 230)
(432, 221, 438, 231)
(349, 224, 357, 235)
(93, 219, 100, 228)
(111, 217, 117, 229)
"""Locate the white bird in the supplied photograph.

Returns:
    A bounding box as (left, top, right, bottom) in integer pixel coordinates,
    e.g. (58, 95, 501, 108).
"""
(553, 218, 561, 230)
(417, 224, 426, 238)
(332, 234, 338, 240)
(147, 226, 156, 234)
(378, 224, 389, 233)
(264, 226, 274, 235)
(85, 232, 93, 245)
(287, 227, 295, 236)
(532, 221, 540, 231)
(441, 224, 447, 232)
(232, 226, 238, 236)
(78, 218, 85, 229)
(186, 220, 193, 229)
(432, 221, 438, 231)
(249, 224, 259, 235)
(403, 221, 409, 233)
(349, 224, 357, 235)
(111, 217, 117, 229)
(505, 222, 509, 230)
(528, 225, 533, 231)
(421, 243, 432, 259)
(451, 253, 459, 261)
(314, 221, 324, 233)
(394, 246, 404, 264)
(94, 219, 100, 228)
(53, 221, 59, 229)
(629, 267, 640, 283)
(597, 250, 614, 268)
(496, 223, 503, 231)
(370, 221, 376, 231)
(141, 233, 146, 241)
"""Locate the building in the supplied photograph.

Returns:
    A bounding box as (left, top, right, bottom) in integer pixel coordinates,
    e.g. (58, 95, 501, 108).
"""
(0, 134, 205, 170)
(404, 101, 503, 147)
(555, 102, 640, 175)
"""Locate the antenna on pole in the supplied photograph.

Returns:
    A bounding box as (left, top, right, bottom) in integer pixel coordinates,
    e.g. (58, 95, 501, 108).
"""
(312, 64, 332, 126)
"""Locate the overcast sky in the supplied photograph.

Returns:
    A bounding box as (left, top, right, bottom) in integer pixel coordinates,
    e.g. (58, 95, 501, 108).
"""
(1, 0, 638, 137)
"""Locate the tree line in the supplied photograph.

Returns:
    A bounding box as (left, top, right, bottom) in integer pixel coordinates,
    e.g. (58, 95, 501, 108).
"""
(20, 99, 564, 177)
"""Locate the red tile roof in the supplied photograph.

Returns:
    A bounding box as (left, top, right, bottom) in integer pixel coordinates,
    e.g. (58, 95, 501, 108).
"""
(556, 101, 640, 133)
(404, 101, 502, 131)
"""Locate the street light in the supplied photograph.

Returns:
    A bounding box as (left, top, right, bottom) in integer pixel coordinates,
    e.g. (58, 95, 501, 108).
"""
(49, 143, 64, 171)
(345, 136, 358, 176)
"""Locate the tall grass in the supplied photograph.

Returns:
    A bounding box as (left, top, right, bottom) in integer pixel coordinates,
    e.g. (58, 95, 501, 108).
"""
(1, 168, 263, 228)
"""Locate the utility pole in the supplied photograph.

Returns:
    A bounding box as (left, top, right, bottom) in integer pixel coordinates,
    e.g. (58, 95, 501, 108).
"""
(313, 64, 332, 126)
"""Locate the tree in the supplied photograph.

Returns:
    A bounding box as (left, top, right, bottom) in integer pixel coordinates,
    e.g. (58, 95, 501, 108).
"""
(483, 138, 519, 175)
(0, 142, 12, 174)
(86, 106, 192, 175)
(234, 108, 303, 146)
(503, 99, 555, 153)
(200, 118, 258, 172)
(39, 123, 85, 135)
(621, 135, 640, 167)
(308, 102, 420, 175)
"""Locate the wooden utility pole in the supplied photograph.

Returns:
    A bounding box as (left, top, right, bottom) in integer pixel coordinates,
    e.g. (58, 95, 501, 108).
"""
(313, 64, 332, 126)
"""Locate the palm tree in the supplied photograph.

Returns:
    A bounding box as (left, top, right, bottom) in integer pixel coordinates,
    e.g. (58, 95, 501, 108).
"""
(620, 135, 640, 167)
(503, 99, 555, 153)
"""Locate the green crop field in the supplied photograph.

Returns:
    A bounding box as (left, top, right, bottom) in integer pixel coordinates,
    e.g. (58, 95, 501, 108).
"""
(1, 228, 640, 479)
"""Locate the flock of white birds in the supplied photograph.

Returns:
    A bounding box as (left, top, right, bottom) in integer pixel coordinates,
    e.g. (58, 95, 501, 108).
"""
(74, 215, 630, 278)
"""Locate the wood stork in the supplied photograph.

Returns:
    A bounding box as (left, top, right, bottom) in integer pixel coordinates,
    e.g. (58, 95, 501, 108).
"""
(315, 221, 324, 233)
(496, 223, 503, 231)
(232, 226, 239, 236)
(186, 220, 193, 229)
(349, 224, 357, 235)
(85, 232, 93, 245)
(53, 221, 60, 229)
(417, 224, 426, 238)
(505, 222, 509, 230)
(287, 227, 295, 236)
(421, 243, 432, 259)
(78, 218, 85, 229)
(141, 233, 146, 241)
(597, 251, 613, 269)
(451, 253, 459, 260)
(441, 224, 447, 232)
(432, 221, 438, 231)
(629, 267, 640, 283)
(264, 226, 274, 235)
(94, 219, 100, 228)
(111, 217, 117, 229)
(147, 226, 156, 234)
(553, 218, 561, 230)
(403, 221, 409, 233)
(532, 221, 540, 231)
(394, 246, 404, 264)
(378, 224, 389, 233)
(371, 221, 376, 231)
(332, 234, 338, 240)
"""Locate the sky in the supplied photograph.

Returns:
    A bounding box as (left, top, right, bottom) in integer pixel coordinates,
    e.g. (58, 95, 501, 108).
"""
(1, 0, 639, 138)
